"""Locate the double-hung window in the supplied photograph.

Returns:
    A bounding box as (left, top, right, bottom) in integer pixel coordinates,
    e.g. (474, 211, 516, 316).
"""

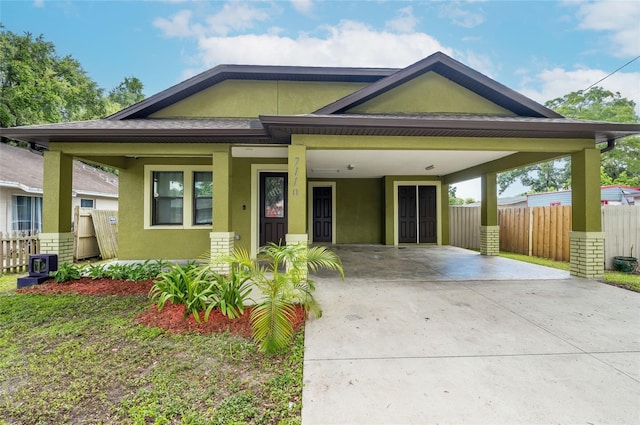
(145, 165, 212, 229)
(152, 171, 184, 225)
(193, 172, 213, 225)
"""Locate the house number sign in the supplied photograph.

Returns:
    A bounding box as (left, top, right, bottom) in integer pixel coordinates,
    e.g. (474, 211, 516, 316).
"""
(292, 156, 299, 197)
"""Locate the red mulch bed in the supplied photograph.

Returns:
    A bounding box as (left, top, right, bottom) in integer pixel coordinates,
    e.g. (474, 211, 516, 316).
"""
(18, 277, 154, 296)
(17, 277, 306, 337)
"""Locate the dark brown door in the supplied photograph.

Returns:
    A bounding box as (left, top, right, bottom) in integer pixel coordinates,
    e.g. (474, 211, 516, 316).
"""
(399, 185, 438, 243)
(313, 186, 332, 242)
(418, 186, 437, 243)
(260, 172, 287, 246)
(398, 186, 417, 243)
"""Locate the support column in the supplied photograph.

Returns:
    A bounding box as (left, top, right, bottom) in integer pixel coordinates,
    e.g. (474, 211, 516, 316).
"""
(570, 148, 604, 278)
(40, 151, 74, 264)
(440, 182, 450, 246)
(480, 173, 499, 256)
(286, 144, 308, 243)
(210, 148, 234, 273)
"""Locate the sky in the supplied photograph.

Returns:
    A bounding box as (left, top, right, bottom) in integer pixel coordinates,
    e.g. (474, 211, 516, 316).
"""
(1, 0, 639, 199)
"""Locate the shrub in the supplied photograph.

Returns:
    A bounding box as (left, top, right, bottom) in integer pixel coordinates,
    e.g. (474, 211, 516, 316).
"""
(50, 262, 82, 283)
(149, 263, 218, 322)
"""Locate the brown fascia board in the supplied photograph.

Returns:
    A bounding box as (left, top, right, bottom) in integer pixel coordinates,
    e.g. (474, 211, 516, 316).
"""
(108, 64, 397, 121)
(314, 52, 563, 119)
(0, 127, 270, 146)
(259, 114, 640, 141)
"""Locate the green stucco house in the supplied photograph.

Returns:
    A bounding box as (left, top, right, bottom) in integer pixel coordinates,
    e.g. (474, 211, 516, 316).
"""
(3, 52, 639, 278)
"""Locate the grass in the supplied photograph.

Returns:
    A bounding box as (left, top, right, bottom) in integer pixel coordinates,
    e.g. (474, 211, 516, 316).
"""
(499, 251, 640, 292)
(0, 291, 304, 424)
(0, 272, 26, 293)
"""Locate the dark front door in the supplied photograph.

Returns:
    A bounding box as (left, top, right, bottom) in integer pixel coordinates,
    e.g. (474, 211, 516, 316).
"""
(418, 186, 437, 243)
(398, 185, 438, 244)
(260, 172, 287, 246)
(398, 186, 417, 243)
(312, 186, 332, 242)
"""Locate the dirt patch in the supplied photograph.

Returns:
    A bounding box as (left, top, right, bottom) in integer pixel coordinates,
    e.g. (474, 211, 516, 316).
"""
(17, 277, 307, 337)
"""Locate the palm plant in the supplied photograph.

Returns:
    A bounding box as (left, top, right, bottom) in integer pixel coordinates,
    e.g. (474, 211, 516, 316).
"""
(225, 243, 344, 354)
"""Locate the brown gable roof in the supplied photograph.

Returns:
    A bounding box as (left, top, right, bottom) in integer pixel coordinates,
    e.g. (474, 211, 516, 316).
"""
(314, 51, 562, 118)
(109, 65, 396, 120)
(0, 143, 118, 197)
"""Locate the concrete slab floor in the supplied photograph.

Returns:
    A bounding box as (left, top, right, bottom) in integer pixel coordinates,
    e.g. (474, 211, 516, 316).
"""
(303, 246, 640, 425)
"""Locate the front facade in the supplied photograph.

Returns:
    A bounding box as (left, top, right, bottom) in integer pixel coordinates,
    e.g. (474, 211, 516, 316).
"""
(3, 52, 639, 278)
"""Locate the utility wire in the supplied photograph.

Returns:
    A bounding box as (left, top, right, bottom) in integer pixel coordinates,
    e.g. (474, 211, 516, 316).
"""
(584, 55, 640, 91)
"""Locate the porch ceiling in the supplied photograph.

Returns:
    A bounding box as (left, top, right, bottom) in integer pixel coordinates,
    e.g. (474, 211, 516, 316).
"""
(306, 149, 514, 178)
(231, 147, 515, 178)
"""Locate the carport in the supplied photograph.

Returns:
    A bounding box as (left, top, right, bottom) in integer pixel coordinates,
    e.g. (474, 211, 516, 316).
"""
(303, 246, 640, 424)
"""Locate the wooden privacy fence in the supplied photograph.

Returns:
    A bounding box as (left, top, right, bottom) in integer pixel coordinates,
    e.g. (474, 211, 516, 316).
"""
(449, 206, 480, 249)
(0, 231, 40, 275)
(602, 205, 640, 270)
(74, 207, 118, 261)
(449, 205, 639, 268)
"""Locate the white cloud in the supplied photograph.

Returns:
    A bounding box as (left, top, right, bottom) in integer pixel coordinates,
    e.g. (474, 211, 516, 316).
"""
(291, 0, 313, 15)
(386, 6, 419, 34)
(33, 0, 45, 7)
(520, 67, 640, 116)
(438, 1, 485, 28)
(205, 0, 271, 36)
(153, 10, 197, 38)
(195, 20, 452, 68)
(574, 0, 640, 57)
(154, 1, 272, 38)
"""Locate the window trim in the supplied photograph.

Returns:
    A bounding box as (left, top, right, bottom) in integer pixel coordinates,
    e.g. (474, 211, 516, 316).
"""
(144, 165, 213, 230)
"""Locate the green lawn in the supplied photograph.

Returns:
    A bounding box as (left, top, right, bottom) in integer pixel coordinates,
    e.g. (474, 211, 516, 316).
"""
(0, 291, 303, 424)
(499, 251, 640, 292)
(0, 272, 26, 293)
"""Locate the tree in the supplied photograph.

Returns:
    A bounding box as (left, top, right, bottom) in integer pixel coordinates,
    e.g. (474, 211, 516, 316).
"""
(448, 186, 477, 205)
(0, 29, 106, 129)
(498, 87, 640, 194)
(0, 28, 145, 130)
(105, 76, 145, 115)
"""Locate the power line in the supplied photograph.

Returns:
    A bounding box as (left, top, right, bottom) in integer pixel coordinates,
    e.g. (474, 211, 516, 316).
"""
(584, 55, 640, 91)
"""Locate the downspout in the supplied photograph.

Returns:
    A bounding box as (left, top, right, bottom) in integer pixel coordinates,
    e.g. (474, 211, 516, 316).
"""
(600, 138, 616, 153)
(28, 142, 45, 156)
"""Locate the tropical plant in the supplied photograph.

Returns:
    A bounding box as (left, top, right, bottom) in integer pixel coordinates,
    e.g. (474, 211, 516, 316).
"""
(224, 243, 344, 354)
(149, 263, 219, 322)
(85, 263, 108, 279)
(49, 262, 82, 283)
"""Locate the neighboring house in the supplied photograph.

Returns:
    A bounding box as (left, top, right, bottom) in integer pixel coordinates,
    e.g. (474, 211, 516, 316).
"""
(465, 196, 527, 208)
(527, 186, 640, 207)
(0, 142, 118, 234)
(3, 52, 639, 278)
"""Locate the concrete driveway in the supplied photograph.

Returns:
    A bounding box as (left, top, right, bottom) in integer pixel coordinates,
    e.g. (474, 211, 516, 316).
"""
(302, 246, 640, 424)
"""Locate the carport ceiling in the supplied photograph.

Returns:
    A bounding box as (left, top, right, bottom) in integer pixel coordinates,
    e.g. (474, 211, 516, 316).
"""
(231, 147, 515, 178)
(306, 150, 515, 178)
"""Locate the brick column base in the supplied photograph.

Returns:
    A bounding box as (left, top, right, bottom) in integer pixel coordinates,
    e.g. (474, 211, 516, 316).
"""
(480, 225, 500, 256)
(569, 231, 604, 278)
(39, 232, 74, 264)
(210, 232, 235, 274)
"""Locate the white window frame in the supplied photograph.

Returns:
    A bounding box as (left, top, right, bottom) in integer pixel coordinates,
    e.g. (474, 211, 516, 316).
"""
(144, 165, 213, 230)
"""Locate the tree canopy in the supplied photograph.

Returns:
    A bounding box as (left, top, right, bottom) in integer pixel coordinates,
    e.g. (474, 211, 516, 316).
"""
(498, 87, 640, 194)
(0, 28, 144, 130)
